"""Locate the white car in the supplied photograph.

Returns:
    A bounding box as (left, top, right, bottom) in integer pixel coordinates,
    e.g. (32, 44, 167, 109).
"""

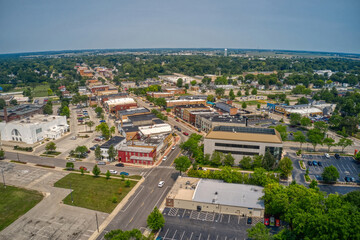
(162, 156, 167, 161)
(171, 146, 176, 150)
(324, 153, 330, 159)
(69, 158, 76, 162)
(109, 170, 118, 174)
(158, 181, 165, 188)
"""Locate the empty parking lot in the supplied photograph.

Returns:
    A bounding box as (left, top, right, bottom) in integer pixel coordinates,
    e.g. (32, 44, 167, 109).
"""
(158, 208, 263, 240)
(302, 154, 360, 183)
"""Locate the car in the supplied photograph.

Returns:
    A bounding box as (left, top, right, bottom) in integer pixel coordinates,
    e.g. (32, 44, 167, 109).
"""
(99, 120, 106, 123)
(171, 146, 176, 150)
(86, 150, 91, 153)
(247, 217, 252, 225)
(79, 166, 87, 171)
(183, 132, 189, 136)
(324, 153, 330, 159)
(275, 219, 280, 227)
(98, 161, 106, 165)
(158, 181, 165, 188)
(162, 156, 167, 161)
(318, 161, 322, 166)
(115, 163, 124, 167)
(334, 153, 341, 159)
(315, 175, 322, 180)
(109, 170, 118, 174)
(120, 172, 129, 176)
(90, 145, 99, 150)
(270, 217, 275, 226)
(69, 158, 76, 162)
(308, 161, 313, 166)
(198, 167, 203, 170)
(345, 177, 351, 182)
(312, 161, 318, 166)
(264, 218, 269, 226)
(70, 136, 77, 140)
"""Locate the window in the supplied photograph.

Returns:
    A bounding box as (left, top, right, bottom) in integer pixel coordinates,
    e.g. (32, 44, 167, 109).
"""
(215, 142, 259, 149)
(36, 128, 42, 134)
(265, 146, 283, 160)
(11, 129, 21, 136)
(215, 149, 259, 156)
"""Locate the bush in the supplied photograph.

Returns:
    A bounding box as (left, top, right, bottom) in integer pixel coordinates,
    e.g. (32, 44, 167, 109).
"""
(125, 180, 131, 187)
(296, 149, 302, 156)
(112, 196, 117, 203)
(305, 174, 311, 182)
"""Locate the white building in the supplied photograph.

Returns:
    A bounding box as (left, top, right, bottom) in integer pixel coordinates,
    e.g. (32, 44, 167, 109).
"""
(0, 115, 68, 144)
(138, 123, 172, 138)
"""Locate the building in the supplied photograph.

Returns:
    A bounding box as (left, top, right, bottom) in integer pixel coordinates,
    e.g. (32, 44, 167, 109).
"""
(0, 104, 44, 122)
(99, 136, 126, 161)
(99, 93, 129, 104)
(178, 95, 208, 100)
(104, 98, 137, 113)
(214, 102, 238, 115)
(116, 107, 150, 121)
(173, 104, 209, 121)
(138, 123, 172, 138)
(121, 81, 136, 90)
(204, 126, 283, 164)
(275, 104, 323, 117)
(90, 85, 109, 94)
(166, 99, 206, 108)
(147, 92, 174, 98)
(164, 88, 186, 95)
(118, 145, 157, 165)
(0, 115, 68, 144)
(196, 114, 246, 132)
(166, 177, 265, 217)
(96, 88, 119, 96)
(118, 126, 139, 140)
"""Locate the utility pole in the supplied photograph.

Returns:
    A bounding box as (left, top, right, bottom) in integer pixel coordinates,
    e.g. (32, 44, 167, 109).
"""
(1, 168, 5, 188)
(70, 182, 74, 203)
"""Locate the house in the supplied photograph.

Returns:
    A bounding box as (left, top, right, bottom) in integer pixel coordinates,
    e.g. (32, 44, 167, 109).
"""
(99, 136, 126, 162)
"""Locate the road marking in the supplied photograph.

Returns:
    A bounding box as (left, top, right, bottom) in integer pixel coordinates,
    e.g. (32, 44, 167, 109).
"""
(180, 231, 186, 240)
(163, 228, 169, 239)
(216, 235, 219, 240)
(27, 172, 52, 188)
(224, 236, 227, 240)
(150, 189, 154, 194)
(228, 215, 231, 223)
(207, 234, 210, 240)
(198, 233, 202, 240)
(153, 186, 170, 209)
(172, 230, 177, 240)
(189, 232, 193, 240)
(121, 185, 144, 212)
(170, 150, 182, 166)
(141, 202, 144, 207)
(182, 209, 186, 218)
(129, 217, 134, 223)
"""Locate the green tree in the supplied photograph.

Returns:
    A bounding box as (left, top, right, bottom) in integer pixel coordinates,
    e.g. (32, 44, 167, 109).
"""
(104, 229, 146, 240)
(95, 146, 102, 160)
(106, 170, 111, 179)
(110, 126, 116, 138)
(229, 89, 235, 100)
(309, 179, 318, 189)
(47, 88, 53, 96)
(95, 122, 111, 140)
(337, 138, 353, 152)
(314, 121, 329, 135)
(251, 88, 258, 95)
(237, 90, 242, 97)
(176, 78, 183, 88)
(293, 131, 306, 150)
(307, 129, 323, 151)
(86, 121, 95, 131)
(274, 125, 287, 141)
(108, 145, 117, 162)
(60, 106, 70, 118)
(245, 89, 249, 96)
(257, 103, 261, 109)
(240, 156, 252, 170)
(92, 164, 101, 177)
(80, 167, 85, 175)
(190, 80, 197, 86)
(207, 95, 215, 102)
(289, 113, 301, 126)
(296, 96, 309, 105)
(323, 137, 335, 152)
(215, 88, 225, 97)
(174, 156, 191, 175)
(45, 141, 56, 153)
(0, 99, 6, 109)
(322, 165, 339, 183)
(95, 106, 103, 117)
(10, 99, 18, 106)
(75, 145, 88, 158)
(262, 150, 276, 170)
(278, 157, 293, 178)
(210, 151, 223, 167)
(66, 162, 74, 170)
(247, 222, 272, 240)
(43, 102, 53, 114)
(125, 180, 131, 187)
(147, 207, 165, 231)
(223, 153, 234, 166)
(300, 117, 312, 127)
(242, 102, 247, 109)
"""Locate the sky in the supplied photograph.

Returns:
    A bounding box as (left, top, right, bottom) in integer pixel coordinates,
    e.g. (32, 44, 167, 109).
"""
(0, 0, 359, 54)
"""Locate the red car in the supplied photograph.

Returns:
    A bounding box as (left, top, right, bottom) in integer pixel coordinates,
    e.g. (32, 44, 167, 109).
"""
(79, 166, 87, 171)
(275, 219, 280, 227)
(183, 132, 189, 136)
(176, 119, 179, 122)
(264, 218, 269, 226)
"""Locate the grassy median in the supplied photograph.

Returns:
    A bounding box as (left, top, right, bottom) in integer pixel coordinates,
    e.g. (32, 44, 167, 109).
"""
(54, 173, 137, 213)
(0, 185, 43, 231)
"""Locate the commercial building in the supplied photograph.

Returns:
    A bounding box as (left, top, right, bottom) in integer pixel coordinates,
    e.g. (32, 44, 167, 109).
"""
(118, 145, 157, 165)
(166, 177, 265, 217)
(196, 115, 246, 132)
(99, 136, 126, 161)
(275, 104, 323, 117)
(138, 123, 172, 138)
(0, 115, 68, 144)
(121, 81, 136, 90)
(214, 102, 238, 115)
(178, 95, 208, 100)
(116, 107, 150, 121)
(173, 104, 209, 122)
(90, 85, 109, 94)
(166, 99, 206, 108)
(99, 93, 129, 104)
(204, 126, 283, 164)
(118, 126, 139, 140)
(147, 92, 174, 98)
(95, 88, 119, 96)
(0, 104, 44, 122)
(164, 88, 186, 95)
(104, 98, 137, 113)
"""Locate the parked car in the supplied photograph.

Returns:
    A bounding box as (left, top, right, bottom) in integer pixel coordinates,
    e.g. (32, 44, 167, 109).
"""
(264, 218, 269, 226)
(183, 132, 189, 136)
(275, 219, 280, 227)
(308, 161, 313, 166)
(90, 145, 99, 150)
(99, 120, 106, 123)
(171, 146, 176, 150)
(115, 163, 124, 167)
(350, 177, 356, 182)
(315, 175, 322, 181)
(69, 158, 76, 162)
(270, 217, 275, 226)
(318, 161, 322, 166)
(120, 172, 129, 176)
(247, 217, 252, 225)
(345, 177, 351, 182)
(109, 170, 118, 174)
(158, 181, 165, 188)
(324, 153, 330, 159)
(98, 161, 106, 165)
(70, 136, 77, 140)
(334, 153, 341, 160)
(162, 156, 167, 161)
(79, 166, 87, 171)
(312, 161, 318, 166)
(176, 119, 179, 122)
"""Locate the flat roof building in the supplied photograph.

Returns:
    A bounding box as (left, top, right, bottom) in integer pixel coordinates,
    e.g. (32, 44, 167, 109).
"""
(138, 123, 172, 137)
(204, 126, 283, 164)
(104, 98, 137, 113)
(166, 99, 206, 108)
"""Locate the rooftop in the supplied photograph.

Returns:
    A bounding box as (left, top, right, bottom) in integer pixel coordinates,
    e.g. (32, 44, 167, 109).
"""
(117, 107, 149, 116)
(105, 98, 136, 105)
(166, 99, 206, 103)
(0, 104, 43, 117)
(178, 95, 208, 100)
(215, 102, 237, 112)
(121, 126, 139, 132)
(139, 123, 172, 136)
(205, 115, 245, 123)
(118, 145, 155, 153)
(100, 136, 125, 149)
(128, 113, 156, 122)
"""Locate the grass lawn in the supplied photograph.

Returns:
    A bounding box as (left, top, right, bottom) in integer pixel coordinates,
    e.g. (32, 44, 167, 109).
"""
(54, 173, 137, 213)
(0, 185, 43, 231)
(33, 84, 50, 97)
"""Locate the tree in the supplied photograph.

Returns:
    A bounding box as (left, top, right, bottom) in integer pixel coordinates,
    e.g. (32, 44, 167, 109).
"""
(293, 131, 306, 150)
(257, 103, 261, 109)
(174, 156, 191, 175)
(337, 138, 353, 152)
(87, 121, 95, 131)
(262, 150, 276, 170)
(307, 129, 323, 151)
(245, 89, 249, 96)
(106, 170, 111, 179)
(207, 94, 215, 102)
(95, 106, 103, 117)
(66, 162, 74, 170)
(314, 121, 328, 135)
(223, 153, 234, 166)
(95, 146, 102, 160)
(322, 165, 339, 183)
(10, 99, 18, 106)
(215, 88, 225, 97)
(190, 80, 197, 86)
(278, 157, 293, 178)
(240, 156, 252, 170)
(104, 229, 146, 240)
(309, 179, 318, 189)
(110, 126, 116, 138)
(210, 151, 223, 167)
(95, 122, 110, 140)
(176, 78, 183, 88)
(296, 97, 309, 105)
(92, 164, 101, 177)
(43, 102, 53, 114)
(60, 106, 70, 118)
(247, 222, 272, 240)
(0, 99, 6, 109)
(229, 89, 235, 100)
(108, 145, 117, 162)
(237, 90, 242, 97)
(323, 137, 335, 152)
(251, 88, 258, 95)
(47, 88, 53, 96)
(125, 179, 131, 187)
(300, 117, 312, 127)
(242, 102, 247, 109)
(289, 113, 301, 126)
(147, 207, 165, 231)
(45, 142, 56, 153)
(274, 125, 287, 141)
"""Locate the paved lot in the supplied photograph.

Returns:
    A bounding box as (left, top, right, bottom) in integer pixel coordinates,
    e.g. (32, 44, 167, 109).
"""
(302, 154, 360, 182)
(0, 162, 108, 240)
(158, 208, 262, 240)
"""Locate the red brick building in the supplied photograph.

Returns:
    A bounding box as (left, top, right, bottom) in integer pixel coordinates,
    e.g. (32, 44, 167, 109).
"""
(90, 85, 109, 94)
(118, 146, 157, 165)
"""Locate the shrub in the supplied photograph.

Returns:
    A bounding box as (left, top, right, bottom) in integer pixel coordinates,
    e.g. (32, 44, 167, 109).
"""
(112, 196, 117, 203)
(125, 180, 131, 187)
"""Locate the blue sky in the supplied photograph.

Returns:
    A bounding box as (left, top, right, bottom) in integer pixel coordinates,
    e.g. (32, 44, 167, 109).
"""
(0, 0, 359, 54)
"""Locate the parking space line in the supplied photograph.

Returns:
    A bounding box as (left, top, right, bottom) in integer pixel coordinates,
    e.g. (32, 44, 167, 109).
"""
(228, 215, 231, 223)
(224, 236, 227, 240)
(180, 231, 185, 240)
(199, 233, 202, 240)
(163, 229, 169, 239)
(172, 230, 177, 240)
(216, 235, 219, 240)
(220, 214, 223, 222)
(189, 232, 193, 240)
(182, 209, 186, 218)
(207, 234, 210, 240)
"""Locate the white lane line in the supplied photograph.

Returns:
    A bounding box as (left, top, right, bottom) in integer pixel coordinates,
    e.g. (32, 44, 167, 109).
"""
(207, 234, 210, 240)
(180, 231, 186, 240)
(189, 232, 193, 240)
(121, 185, 144, 212)
(182, 209, 186, 218)
(216, 235, 219, 240)
(154, 186, 170, 209)
(198, 233, 202, 240)
(228, 215, 231, 223)
(172, 230, 177, 240)
(163, 228, 169, 239)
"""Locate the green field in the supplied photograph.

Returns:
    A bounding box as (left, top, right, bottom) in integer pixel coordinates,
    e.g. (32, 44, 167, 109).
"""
(33, 84, 50, 97)
(0, 185, 43, 231)
(54, 173, 137, 213)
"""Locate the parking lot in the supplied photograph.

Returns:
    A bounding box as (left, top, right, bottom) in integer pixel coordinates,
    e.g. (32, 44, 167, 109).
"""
(158, 208, 263, 240)
(302, 154, 360, 183)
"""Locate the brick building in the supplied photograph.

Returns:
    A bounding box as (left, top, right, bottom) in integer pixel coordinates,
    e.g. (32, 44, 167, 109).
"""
(118, 146, 157, 165)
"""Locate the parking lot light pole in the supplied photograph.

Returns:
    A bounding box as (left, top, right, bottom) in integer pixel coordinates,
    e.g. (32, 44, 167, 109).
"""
(1, 168, 6, 188)
(70, 182, 74, 203)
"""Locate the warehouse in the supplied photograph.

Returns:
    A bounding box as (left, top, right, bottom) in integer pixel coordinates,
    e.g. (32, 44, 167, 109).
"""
(204, 126, 283, 164)
(166, 177, 265, 217)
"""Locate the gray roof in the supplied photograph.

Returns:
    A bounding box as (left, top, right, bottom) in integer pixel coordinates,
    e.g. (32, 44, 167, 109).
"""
(128, 113, 156, 122)
(212, 125, 275, 135)
(178, 95, 208, 100)
(214, 102, 236, 113)
(193, 179, 264, 209)
(117, 107, 149, 116)
(100, 136, 125, 149)
(0, 104, 43, 117)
